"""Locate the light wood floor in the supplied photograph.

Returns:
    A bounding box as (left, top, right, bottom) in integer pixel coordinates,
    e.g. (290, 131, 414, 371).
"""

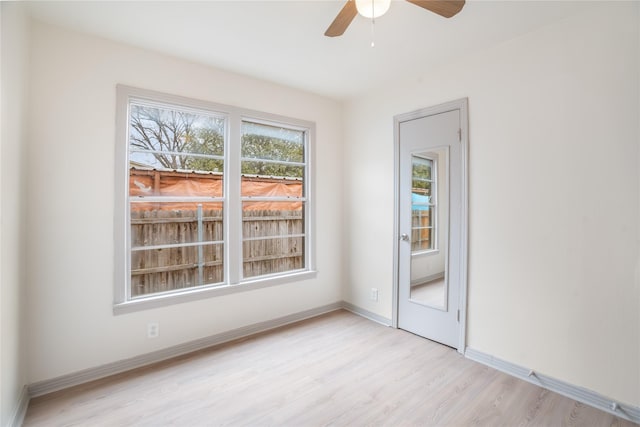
(24, 310, 636, 426)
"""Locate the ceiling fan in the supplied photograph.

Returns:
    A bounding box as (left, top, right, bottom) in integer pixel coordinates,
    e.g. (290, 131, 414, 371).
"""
(324, 0, 465, 37)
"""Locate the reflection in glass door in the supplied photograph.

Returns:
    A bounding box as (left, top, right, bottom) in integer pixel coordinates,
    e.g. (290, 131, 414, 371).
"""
(409, 149, 448, 310)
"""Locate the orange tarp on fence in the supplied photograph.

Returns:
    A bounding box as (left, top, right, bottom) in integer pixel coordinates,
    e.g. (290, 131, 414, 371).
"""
(129, 168, 303, 211)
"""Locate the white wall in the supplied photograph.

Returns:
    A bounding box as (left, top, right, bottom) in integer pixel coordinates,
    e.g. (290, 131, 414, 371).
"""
(344, 2, 639, 406)
(0, 2, 30, 424)
(26, 21, 344, 383)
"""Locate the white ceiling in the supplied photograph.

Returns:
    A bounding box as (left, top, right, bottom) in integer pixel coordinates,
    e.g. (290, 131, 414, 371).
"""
(27, 1, 595, 100)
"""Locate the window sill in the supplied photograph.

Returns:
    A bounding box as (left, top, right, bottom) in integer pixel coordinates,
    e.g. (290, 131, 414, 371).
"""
(113, 269, 317, 315)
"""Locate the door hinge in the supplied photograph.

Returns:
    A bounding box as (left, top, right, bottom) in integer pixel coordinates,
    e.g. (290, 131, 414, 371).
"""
(458, 128, 462, 142)
(457, 309, 460, 322)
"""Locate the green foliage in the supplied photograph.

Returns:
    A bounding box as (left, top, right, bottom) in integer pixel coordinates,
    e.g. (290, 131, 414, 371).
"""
(129, 105, 305, 179)
(241, 134, 303, 178)
(412, 161, 432, 195)
(184, 128, 224, 173)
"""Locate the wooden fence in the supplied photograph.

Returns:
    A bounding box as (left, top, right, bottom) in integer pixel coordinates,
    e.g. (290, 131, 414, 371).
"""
(242, 209, 304, 279)
(130, 208, 303, 297)
(411, 210, 432, 252)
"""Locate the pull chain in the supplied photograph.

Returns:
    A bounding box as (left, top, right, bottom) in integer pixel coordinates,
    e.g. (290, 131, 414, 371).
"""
(370, 17, 376, 48)
(370, 0, 376, 47)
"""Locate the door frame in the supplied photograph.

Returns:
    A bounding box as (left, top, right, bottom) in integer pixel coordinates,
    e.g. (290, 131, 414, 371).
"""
(392, 98, 469, 354)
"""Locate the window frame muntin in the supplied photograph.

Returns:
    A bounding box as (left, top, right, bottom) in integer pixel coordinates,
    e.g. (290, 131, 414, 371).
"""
(114, 85, 316, 315)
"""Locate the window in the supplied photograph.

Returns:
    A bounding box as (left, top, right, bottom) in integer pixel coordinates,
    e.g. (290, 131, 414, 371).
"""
(241, 121, 306, 278)
(115, 86, 315, 313)
(411, 155, 436, 252)
(128, 101, 226, 298)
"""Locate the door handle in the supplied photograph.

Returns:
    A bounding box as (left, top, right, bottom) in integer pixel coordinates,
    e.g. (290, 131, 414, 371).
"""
(400, 233, 410, 242)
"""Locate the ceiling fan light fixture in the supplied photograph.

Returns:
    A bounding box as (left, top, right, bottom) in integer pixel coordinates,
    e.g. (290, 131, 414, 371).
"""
(324, 0, 464, 38)
(355, 0, 391, 19)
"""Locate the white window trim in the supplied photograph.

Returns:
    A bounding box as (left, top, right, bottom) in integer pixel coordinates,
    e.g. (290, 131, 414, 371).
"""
(114, 85, 316, 315)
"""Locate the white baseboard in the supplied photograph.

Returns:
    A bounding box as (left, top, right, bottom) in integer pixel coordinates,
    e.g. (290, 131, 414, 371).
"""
(28, 302, 342, 397)
(341, 301, 392, 326)
(8, 385, 30, 427)
(465, 347, 640, 424)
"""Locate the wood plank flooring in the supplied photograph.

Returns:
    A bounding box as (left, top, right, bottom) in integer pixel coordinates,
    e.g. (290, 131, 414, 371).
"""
(24, 310, 636, 426)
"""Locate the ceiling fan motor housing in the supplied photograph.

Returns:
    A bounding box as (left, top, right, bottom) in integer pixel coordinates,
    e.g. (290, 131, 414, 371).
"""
(355, 0, 392, 18)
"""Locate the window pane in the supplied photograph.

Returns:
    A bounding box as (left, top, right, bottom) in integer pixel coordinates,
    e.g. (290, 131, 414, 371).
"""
(130, 103, 224, 161)
(412, 156, 432, 178)
(243, 237, 304, 279)
(411, 192, 431, 210)
(411, 228, 433, 252)
(243, 202, 303, 237)
(242, 201, 304, 278)
(241, 175, 303, 198)
(131, 243, 224, 298)
(130, 168, 223, 198)
(130, 202, 223, 247)
(130, 152, 224, 174)
(412, 206, 434, 252)
(412, 157, 433, 197)
(241, 161, 303, 180)
(241, 121, 304, 163)
(412, 180, 431, 195)
(130, 196, 224, 297)
(412, 156, 435, 252)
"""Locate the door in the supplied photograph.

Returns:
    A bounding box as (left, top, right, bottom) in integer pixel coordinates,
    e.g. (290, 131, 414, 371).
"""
(395, 101, 467, 350)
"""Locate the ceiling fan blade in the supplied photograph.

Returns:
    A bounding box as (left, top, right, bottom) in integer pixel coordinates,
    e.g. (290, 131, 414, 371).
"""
(405, 0, 465, 18)
(324, 0, 358, 37)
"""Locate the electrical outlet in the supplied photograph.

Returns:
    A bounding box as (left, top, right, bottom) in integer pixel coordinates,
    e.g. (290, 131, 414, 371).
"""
(147, 322, 159, 338)
(370, 288, 379, 302)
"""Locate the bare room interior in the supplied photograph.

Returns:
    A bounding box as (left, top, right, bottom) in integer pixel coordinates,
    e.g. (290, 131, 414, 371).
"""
(1, 1, 639, 426)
